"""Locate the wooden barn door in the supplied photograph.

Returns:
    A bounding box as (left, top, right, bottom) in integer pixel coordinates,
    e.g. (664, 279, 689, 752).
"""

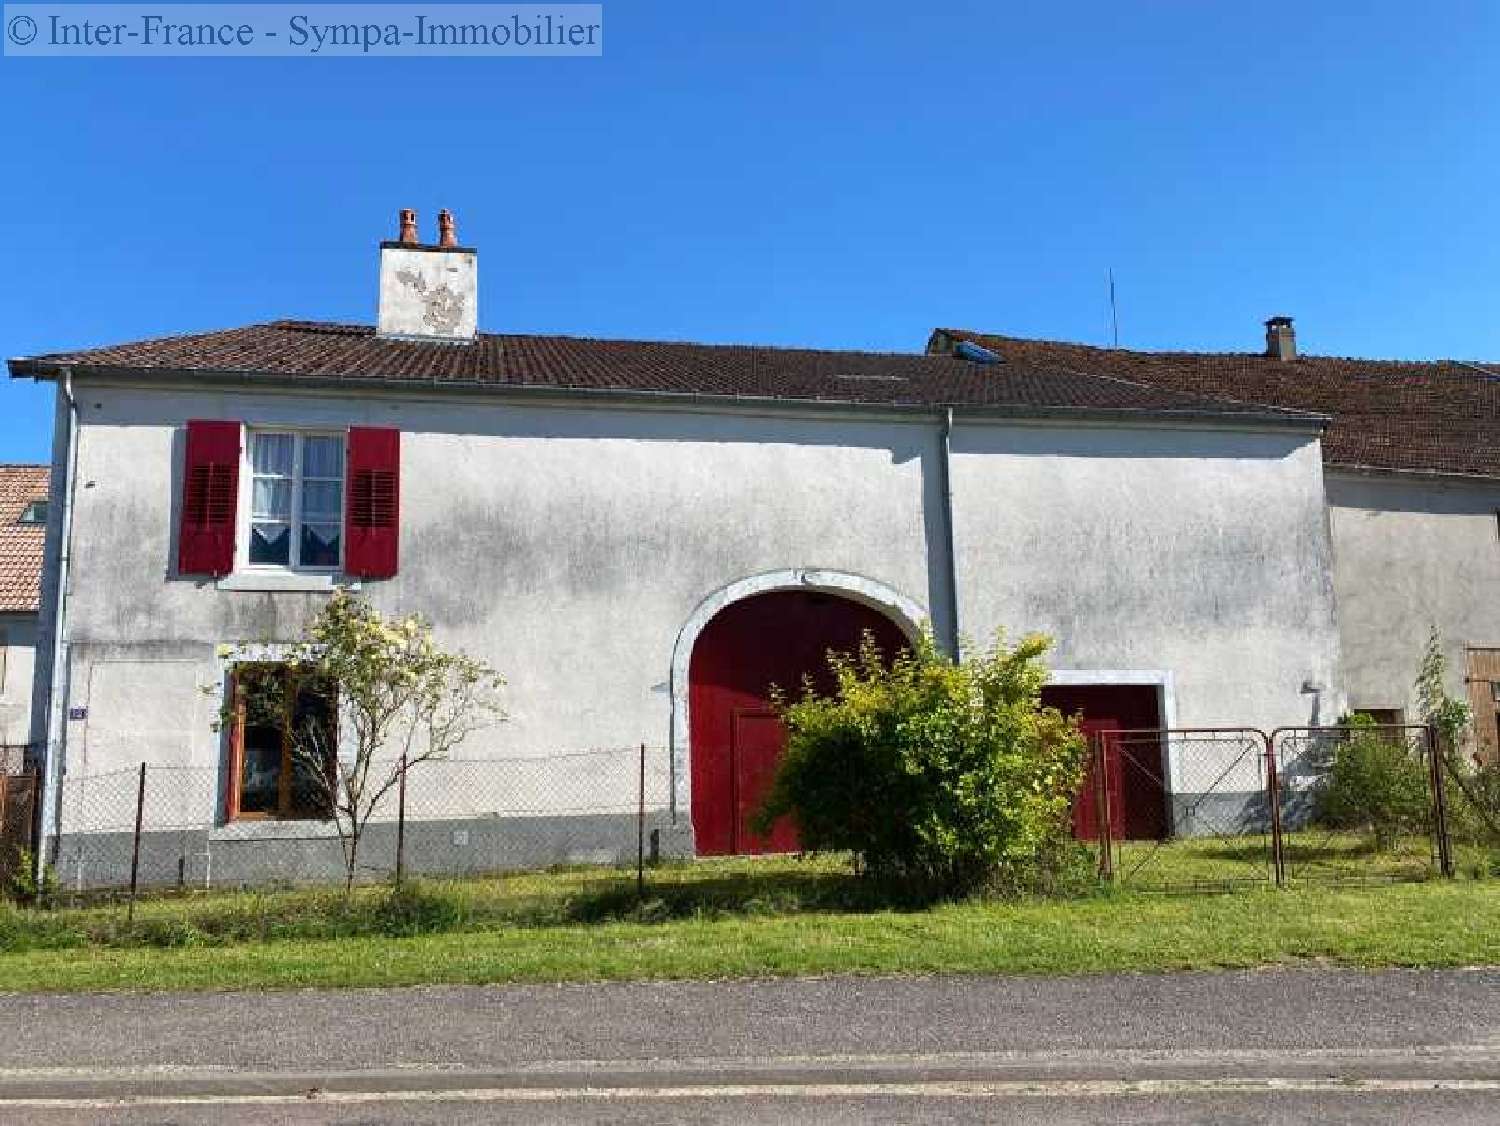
(1042, 684, 1166, 842)
(1071, 719, 1125, 842)
(730, 709, 798, 854)
(688, 590, 908, 855)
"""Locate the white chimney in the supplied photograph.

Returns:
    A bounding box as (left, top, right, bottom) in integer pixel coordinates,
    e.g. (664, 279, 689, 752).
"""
(377, 208, 478, 342)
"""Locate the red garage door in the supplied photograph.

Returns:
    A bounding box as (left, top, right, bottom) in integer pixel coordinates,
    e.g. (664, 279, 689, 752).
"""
(1041, 684, 1166, 842)
(689, 590, 909, 855)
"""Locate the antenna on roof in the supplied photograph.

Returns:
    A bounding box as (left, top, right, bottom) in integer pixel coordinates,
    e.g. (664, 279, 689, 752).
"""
(1107, 268, 1120, 348)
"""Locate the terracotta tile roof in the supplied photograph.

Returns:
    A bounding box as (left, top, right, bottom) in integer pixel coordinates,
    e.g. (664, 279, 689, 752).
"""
(0, 466, 49, 614)
(931, 330, 1500, 479)
(7, 320, 1315, 425)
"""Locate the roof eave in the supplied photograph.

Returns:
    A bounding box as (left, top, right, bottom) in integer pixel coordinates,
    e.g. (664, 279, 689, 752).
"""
(17, 360, 1330, 432)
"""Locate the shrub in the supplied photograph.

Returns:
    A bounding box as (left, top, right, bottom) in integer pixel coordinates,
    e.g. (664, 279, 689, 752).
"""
(1313, 716, 1430, 849)
(755, 630, 1086, 898)
(3, 850, 58, 905)
(1447, 757, 1500, 848)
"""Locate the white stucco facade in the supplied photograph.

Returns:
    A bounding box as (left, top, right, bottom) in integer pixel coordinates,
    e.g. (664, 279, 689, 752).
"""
(1327, 469, 1500, 724)
(0, 613, 38, 748)
(29, 373, 1347, 855)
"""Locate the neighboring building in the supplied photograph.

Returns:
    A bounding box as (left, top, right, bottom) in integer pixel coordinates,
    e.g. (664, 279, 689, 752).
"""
(0, 465, 49, 754)
(930, 324, 1500, 758)
(5, 212, 1358, 883)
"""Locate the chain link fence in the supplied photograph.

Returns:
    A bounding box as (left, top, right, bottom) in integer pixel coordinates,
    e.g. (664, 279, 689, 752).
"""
(1271, 725, 1448, 885)
(1080, 725, 1455, 891)
(18, 723, 1473, 901)
(44, 745, 679, 899)
(0, 744, 40, 894)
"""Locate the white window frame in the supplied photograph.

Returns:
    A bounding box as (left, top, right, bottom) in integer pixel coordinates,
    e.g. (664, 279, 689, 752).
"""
(236, 428, 346, 574)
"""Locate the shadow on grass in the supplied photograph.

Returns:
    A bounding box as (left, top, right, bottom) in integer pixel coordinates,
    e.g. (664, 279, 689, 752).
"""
(0, 860, 971, 953)
(560, 868, 931, 925)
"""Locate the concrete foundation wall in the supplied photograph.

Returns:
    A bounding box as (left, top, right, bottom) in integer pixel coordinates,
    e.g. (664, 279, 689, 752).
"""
(1327, 471, 1500, 724)
(54, 810, 693, 890)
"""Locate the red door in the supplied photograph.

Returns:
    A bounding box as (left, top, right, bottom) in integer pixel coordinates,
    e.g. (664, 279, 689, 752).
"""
(731, 709, 799, 853)
(1071, 719, 1125, 842)
(689, 590, 909, 855)
(1042, 684, 1166, 842)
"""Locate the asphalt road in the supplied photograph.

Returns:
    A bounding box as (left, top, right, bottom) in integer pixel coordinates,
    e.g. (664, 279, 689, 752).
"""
(0, 969, 1495, 1123)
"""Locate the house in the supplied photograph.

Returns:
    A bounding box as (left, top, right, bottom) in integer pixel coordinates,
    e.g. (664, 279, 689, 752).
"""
(0, 466, 48, 757)
(928, 325, 1500, 760)
(0, 210, 1402, 884)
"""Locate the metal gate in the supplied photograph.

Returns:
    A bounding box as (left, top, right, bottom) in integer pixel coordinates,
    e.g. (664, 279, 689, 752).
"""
(1269, 725, 1452, 885)
(1085, 725, 1454, 891)
(1086, 728, 1277, 890)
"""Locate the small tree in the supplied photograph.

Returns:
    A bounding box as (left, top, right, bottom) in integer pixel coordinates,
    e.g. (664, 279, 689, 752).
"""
(755, 630, 1086, 898)
(1416, 627, 1471, 751)
(230, 591, 505, 891)
(1418, 628, 1500, 848)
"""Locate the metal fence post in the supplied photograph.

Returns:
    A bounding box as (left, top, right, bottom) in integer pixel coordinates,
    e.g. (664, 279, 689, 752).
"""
(1263, 733, 1286, 887)
(127, 762, 146, 924)
(636, 742, 647, 899)
(28, 765, 43, 903)
(1093, 733, 1114, 882)
(0, 770, 9, 890)
(1426, 724, 1455, 879)
(394, 752, 408, 888)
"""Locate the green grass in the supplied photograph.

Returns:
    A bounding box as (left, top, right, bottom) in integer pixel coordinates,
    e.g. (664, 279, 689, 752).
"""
(1111, 830, 1497, 888)
(0, 854, 1497, 993)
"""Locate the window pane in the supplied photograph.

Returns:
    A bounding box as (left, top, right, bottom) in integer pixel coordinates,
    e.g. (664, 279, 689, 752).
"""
(303, 436, 344, 479)
(251, 433, 294, 476)
(250, 522, 291, 565)
(289, 677, 337, 817)
(240, 716, 283, 815)
(252, 478, 292, 520)
(301, 480, 342, 520)
(301, 523, 341, 567)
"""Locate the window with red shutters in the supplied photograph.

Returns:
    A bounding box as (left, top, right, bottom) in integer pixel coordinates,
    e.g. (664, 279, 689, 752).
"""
(344, 427, 400, 579)
(178, 420, 241, 576)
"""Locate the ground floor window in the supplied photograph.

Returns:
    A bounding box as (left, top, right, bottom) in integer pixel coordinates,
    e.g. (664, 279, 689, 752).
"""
(227, 663, 338, 820)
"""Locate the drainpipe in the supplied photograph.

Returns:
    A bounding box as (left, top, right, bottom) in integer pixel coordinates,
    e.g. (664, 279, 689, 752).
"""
(937, 408, 961, 657)
(38, 368, 79, 881)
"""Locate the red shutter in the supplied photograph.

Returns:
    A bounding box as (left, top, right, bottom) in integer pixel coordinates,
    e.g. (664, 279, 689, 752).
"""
(178, 420, 240, 576)
(345, 427, 400, 579)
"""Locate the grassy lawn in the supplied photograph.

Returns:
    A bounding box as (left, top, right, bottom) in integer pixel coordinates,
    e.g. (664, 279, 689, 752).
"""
(1, 854, 1497, 992)
(1110, 830, 1493, 888)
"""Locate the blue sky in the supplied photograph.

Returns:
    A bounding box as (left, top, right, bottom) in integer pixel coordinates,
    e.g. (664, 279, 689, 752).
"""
(3, 1, 1499, 462)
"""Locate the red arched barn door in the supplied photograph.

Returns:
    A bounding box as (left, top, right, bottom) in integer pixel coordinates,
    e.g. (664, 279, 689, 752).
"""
(688, 590, 909, 855)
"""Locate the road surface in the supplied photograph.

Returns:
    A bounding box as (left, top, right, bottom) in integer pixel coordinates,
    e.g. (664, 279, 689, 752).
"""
(0, 969, 1495, 1122)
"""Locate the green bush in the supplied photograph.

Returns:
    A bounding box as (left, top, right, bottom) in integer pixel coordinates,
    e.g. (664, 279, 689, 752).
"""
(1447, 757, 1500, 847)
(1313, 717, 1430, 849)
(755, 630, 1086, 898)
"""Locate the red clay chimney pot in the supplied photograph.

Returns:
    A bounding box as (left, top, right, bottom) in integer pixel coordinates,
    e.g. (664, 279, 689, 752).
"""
(398, 208, 418, 245)
(438, 209, 458, 248)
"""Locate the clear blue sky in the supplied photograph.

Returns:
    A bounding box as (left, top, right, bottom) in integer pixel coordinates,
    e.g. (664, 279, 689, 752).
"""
(3, 1, 1499, 462)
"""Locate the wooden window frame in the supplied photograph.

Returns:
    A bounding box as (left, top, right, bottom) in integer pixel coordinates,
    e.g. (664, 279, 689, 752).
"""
(226, 662, 338, 822)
